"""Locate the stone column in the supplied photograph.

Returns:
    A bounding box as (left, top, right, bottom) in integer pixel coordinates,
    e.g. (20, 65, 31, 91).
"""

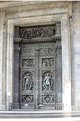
(72, 2, 80, 111)
(0, 11, 5, 110)
(61, 14, 71, 112)
(6, 20, 14, 110)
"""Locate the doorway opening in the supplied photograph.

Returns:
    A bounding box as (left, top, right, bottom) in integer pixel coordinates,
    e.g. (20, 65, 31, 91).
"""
(13, 23, 62, 110)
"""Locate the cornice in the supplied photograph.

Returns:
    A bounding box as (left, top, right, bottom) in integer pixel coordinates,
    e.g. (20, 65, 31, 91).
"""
(0, 1, 72, 13)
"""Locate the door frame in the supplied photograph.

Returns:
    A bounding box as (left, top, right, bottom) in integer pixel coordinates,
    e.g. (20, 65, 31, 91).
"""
(6, 9, 71, 113)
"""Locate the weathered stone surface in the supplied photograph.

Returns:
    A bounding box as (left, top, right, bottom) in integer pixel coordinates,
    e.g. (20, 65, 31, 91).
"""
(0, 11, 5, 110)
(72, 2, 80, 110)
(0, 1, 80, 113)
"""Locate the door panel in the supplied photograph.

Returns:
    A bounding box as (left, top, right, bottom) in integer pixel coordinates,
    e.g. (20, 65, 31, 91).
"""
(13, 42, 62, 110)
(19, 43, 56, 110)
(20, 45, 36, 110)
(38, 43, 56, 110)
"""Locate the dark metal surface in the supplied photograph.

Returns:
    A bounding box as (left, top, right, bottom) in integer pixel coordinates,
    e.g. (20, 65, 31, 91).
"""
(13, 24, 62, 111)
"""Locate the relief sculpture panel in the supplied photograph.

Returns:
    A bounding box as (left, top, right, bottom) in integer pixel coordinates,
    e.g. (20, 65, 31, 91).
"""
(42, 73, 54, 91)
(42, 58, 55, 67)
(22, 59, 34, 67)
(42, 94, 55, 103)
(22, 95, 34, 103)
(13, 24, 61, 110)
(19, 25, 56, 39)
(22, 72, 33, 91)
(40, 48, 55, 56)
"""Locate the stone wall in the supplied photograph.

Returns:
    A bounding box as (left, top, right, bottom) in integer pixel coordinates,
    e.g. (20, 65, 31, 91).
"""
(0, 1, 80, 111)
(72, 2, 80, 110)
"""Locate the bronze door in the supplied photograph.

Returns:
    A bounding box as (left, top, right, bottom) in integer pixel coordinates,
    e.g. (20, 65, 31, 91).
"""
(13, 41, 62, 110)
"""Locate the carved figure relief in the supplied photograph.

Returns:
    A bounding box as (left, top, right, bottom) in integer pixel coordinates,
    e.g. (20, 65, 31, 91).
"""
(22, 73, 33, 91)
(19, 25, 56, 39)
(42, 73, 54, 91)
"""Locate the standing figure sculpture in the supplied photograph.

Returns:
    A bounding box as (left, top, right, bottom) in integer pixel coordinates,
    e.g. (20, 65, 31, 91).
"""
(23, 73, 33, 91)
(43, 73, 53, 91)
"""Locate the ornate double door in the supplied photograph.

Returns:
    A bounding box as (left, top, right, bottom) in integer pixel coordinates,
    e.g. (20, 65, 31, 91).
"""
(13, 40, 62, 110)
(19, 42, 56, 110)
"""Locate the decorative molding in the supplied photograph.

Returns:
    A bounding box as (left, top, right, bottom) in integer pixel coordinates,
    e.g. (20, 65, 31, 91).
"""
(19, 25, 56, 39)
(13, 36, 61, 44)
(0, 2, 72, 13)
